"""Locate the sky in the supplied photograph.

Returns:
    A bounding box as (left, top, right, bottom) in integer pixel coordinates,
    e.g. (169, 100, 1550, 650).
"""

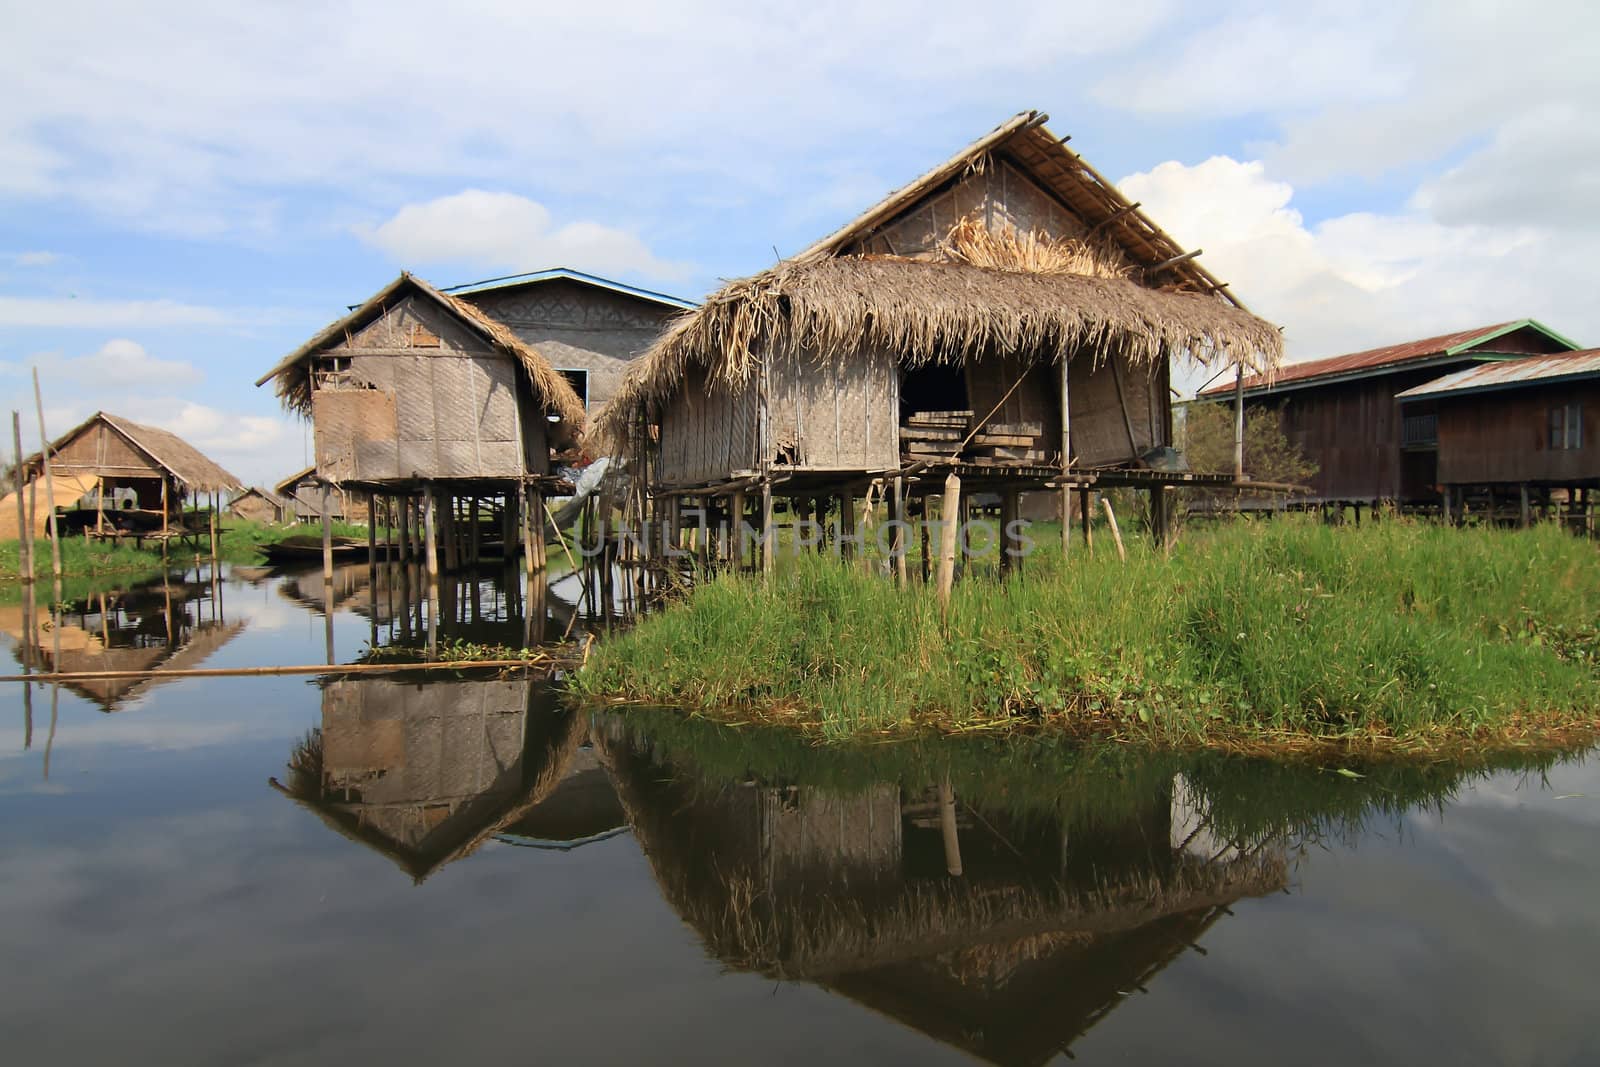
(2, 0, 1597, 487)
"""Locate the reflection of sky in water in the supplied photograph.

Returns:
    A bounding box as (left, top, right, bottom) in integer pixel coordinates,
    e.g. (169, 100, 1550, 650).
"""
(0, 566, 1595, 1064)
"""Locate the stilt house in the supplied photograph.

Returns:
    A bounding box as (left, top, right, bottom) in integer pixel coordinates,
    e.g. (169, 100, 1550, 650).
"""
(5, 411, 241, 539)
(597, 111, 1283, 548)
(1197, 320, 1580, 508)
(1396, 348, 1600, 526)
(256, 273, 587, 573)
(445, 267, 695, 416)
(227, 486, 289, 525)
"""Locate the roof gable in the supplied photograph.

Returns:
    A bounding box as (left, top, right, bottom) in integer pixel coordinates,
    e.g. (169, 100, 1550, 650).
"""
(442, 267, 696, 311)
(794, 110, 1241, 308)
(26, 411, 241, 492)
(256, 272, 586, 429)
(1396, 348, 1600, 401)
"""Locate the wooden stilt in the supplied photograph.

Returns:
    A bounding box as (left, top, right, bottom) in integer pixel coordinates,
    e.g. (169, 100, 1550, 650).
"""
(424, 486, 440, 580)
(469, 496, 481, 566)
(731, 489, 747, 570)
(366, 495, 377, 567)
(12, 413, 33, 585)
(919, 500, 932, 583)
(1101, 496, 1126, 562)
(936, 474, 961, 615)
(1001, 490, 1021, 577)
(1519, 483, 1531, 529)
(1150, 484, 1169, 550)
(760, 481, 774, 577)
(839, 491, 855, 560)
(1060, 486, 1072, 559)
(320, 482, 335, 584)
(1080, 489, 1093, 556)
(891, 477, 907, 585)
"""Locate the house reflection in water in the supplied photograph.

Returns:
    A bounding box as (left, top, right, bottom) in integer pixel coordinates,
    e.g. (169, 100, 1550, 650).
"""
(595, 722, 1287, 1066)
(271, 674, 623, 882)
(3, 575, 245, 711)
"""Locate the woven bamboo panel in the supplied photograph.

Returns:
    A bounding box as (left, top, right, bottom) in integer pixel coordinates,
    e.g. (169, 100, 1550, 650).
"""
(314, 390, 399, 481)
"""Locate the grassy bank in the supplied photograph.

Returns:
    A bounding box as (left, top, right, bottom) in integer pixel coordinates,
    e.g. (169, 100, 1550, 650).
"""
(0, 518, 387, 584)
(573, 518, 1600, 753)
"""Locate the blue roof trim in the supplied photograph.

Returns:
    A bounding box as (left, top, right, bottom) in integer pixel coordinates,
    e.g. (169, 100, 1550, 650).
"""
(441, 267, 697, 310)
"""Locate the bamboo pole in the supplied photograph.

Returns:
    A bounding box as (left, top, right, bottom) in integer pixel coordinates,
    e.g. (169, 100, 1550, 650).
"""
(543, 498, 577, 570)
(1080, 488, 1093, 556)
(0, 657, 571, 685)
(891, 477, 907, 585)
(424, 487, 440, 579)
(1101, 496, 1126, 562)
(731, 489, 747, 570)
(760, 482, 774, 577)
(936, 473, 961, 615)
(12, 412, 32, 584)
(1232, 362, 1246, 480)
(31, 369, 62, 584)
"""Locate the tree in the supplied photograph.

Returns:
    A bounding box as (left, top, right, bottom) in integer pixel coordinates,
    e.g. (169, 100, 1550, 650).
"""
(1179, 399, 1317, 488)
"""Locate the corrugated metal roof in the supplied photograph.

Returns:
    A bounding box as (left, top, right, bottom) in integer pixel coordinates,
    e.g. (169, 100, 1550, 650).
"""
(1396, 349, 1600, 399)
(1198, 319, 1579, 396)
(442, 267, 697, 310)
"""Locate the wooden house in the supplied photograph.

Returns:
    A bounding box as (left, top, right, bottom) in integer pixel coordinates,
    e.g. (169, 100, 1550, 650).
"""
(3, 411, 241, 540)
(597, 111, 1283, 556)
(1396, 349, 1600, 526)
(227, 486, 288, 524)
(256, 273, 587, 575)
(444, 267, 695, 416)
(1198, 320, 1580, 508)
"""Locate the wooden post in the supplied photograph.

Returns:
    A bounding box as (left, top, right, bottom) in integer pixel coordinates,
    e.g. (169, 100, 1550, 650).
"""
(320, 482, 335, 584)
(468, 496, 481, 566)
(731, 489, 747, 570)
(936, 473, 961, 615)
(1232, 362, 1246, 480)
(1150, 484, 1169, 550)
(839, 491, 855, 560)
(1101, 496, 1126, 562)
(760, 482, 774, 577)
(938, 777, 963, 877)
(366, 495, 377, 567)
(999, 490, 1016, 578)
(891, 477, 907, 585)
(1060, 355, 1072, 559)
(1080, 489, 1093, 556)
(919, 501, 932, 583)
(12, 413, 33, 584)
(398, 494, 411, 563)
(424, 487, 440, 580)
(857, 490, 873, 574)
(208, 505, 219, 567)
(31, 370, 62, 584)
(1518, 484, 1531, 529)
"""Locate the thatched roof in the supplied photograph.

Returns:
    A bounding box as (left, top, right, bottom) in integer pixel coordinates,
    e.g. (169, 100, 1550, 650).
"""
(594, 255, 1282, 450)
(23, 411, 242, 492)
(255, 272, 587, 431)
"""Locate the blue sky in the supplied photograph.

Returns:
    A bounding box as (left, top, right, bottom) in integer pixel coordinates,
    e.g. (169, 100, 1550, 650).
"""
(3, 0, 1597, 486)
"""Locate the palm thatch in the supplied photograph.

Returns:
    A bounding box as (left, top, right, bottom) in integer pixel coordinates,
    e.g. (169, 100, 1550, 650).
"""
(256, 272, 586, 431)
(592, 248, 1282, 454)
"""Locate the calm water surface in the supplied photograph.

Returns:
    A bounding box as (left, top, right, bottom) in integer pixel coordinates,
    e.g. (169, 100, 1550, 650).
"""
(0, 563, 1596, 1065)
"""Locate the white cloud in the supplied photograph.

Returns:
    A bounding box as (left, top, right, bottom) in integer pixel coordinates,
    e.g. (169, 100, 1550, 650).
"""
(50, 339, 203, 389)
(0, 1, 1175, 235)
(0, 296, 230, 329)
(1120, 156, 1599, 386)
(9, 251, 61, 267)
(356, 190, 690, 281)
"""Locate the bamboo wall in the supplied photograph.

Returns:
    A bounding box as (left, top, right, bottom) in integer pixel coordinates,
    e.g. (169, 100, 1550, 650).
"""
(313, 294, 546, 483)
(657, 362, 761, 486)
(1068, 353, 1166, 467)
(766, 345, 899, 472)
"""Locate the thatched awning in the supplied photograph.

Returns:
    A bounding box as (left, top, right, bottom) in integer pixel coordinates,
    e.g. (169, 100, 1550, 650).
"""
(256, 272, 587, 431)
(593, 255, 1282, 449)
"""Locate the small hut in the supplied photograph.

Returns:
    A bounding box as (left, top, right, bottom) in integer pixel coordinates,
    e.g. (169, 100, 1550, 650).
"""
(273, 466, 365, 525)
(444, 267, 695, 415)
(227, 486, 288, 525)
(597, 111, 1283, 559)
(255, 272, 587, 576)
(1396, 348, 1600, 527)
(3, 411, 241, 541)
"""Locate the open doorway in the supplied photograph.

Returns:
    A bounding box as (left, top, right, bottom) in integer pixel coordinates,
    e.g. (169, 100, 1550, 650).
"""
(899, 363, 969, 421)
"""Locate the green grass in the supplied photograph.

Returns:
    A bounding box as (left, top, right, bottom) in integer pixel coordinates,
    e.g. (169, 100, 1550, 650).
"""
(0, 517, 391, 585)
(573, 517, 1600, 751)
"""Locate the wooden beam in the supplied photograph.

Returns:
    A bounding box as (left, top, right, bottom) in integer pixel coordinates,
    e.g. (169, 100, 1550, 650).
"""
(1146, 248, 1203, 275)
(1086, 201, 1142, 237)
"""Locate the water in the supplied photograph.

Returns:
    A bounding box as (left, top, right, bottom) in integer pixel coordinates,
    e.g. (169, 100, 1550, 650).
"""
(1, 564, 1596, 1065)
